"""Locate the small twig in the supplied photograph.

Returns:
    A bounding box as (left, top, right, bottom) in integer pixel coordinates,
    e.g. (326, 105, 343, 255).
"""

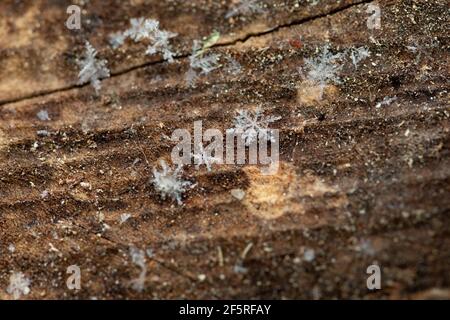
(217, 246, 224, 267)
(240, 242, 254, 260)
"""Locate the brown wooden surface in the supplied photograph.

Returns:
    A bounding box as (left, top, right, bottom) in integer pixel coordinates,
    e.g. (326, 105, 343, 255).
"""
(0, 0, 449, 299)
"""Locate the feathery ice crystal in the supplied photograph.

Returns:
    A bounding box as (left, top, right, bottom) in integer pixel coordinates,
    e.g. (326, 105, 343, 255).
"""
(77, 41, 110, 93)
(348, 46, 371, 69)
(7, 272, 31, 300)
(186, 40, 221, 86)
(375, 96, 397, 108)
(225, 0, 264, 19)
(152, 160, 191, 205)
(299, 45, 371, 99)
(231, 107, 281, 146)
(124, 18, 159, 42)
(110, 18, 177, 62)
(225, 56, 242, 76)
(301, 45, 344, 89)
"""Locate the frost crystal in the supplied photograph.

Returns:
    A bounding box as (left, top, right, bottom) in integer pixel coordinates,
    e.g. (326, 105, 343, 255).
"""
(108, 32, 126, 49)
(375, 96, 397, 108)
(225, 56, 242, 76)
(77, 41, 110, 94)
(111, 18, 177, 63)
(145, 29, 178, 63)
(7, 272, 31, 300)
(191, 53, 221, 74)
(120, 213, 131, 224)
(301, 45, 344, 87)
(225, 0, 264, 19)
(230, 107, 281, 146)
(348, 46, 371, 69)
(36, 109, 50, 121)
(129, 246, 147, 292)
(124, 18, 159, 42)
(151, 160, 191, 205)
(186, 40, 221, 86)
(192, 143, 221, 172)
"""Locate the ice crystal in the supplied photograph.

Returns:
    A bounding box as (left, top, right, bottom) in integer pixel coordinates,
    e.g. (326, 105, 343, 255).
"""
(77, 41, 110, 94)
(225, 0, 264, 19)
(186, 40, 221, 86)
(348, 46, 371, 69)
(108, 32, 126, 49)
(145, 29, 178, 63)
(230, 107, 281, 146)
(124, 18, 158, 42)
(119, 213, 131, 224)
(375, 96, 397, 108)
(151, 160, 191, 205)
(36, 109, 50, 121)
(129, 246, 147, 292)
(225, 56, 242, 75)
(7, 272, 30, 300)
(111, 18, 177, 63)
(301, 46, 344, 86)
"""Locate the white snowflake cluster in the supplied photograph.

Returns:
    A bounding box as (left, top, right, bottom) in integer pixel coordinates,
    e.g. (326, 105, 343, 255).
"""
(77, 41, 110, 93)
(192, 143, 222, 172)
(300, 45, 371, 98)
(186, 40, 221, 86)
(230, 107, 281, 146)
(151, 160, 191, 205)
(7, 272, 31, 300)
(225, 0, 264, 19)
(348, 46, 371, 69)
(110, 17, 178, 62)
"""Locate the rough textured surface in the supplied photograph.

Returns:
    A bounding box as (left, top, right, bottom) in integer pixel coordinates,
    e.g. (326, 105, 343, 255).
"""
(0, 0, 449, 299)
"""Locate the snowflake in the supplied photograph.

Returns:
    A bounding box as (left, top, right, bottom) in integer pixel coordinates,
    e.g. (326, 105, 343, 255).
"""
(124, 18, 159, 42)
(129, 246, 147, 292)
(191, 53, 221, 75)
(192, 143, 221, 171)
(110, 18, 177, 63)
(185, 68, 199, 87)
(375, 95, 397, 108)
(301, 45, 344, 85)
(108, 32, 126, 49)
(151, 160, 191, 205)
(348, 46, 371, 69)
(300, 45, 344, 99)
(186, 40, 221, 86)
(230, 107, 281, 146)
(77, 41, 110, 94)
(225, 56, 242, 75)
(36, 109, 50, 121)
(225, 0, 264, 19)
(145, 29, 178, 63)
(7, 272, 31, 300)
